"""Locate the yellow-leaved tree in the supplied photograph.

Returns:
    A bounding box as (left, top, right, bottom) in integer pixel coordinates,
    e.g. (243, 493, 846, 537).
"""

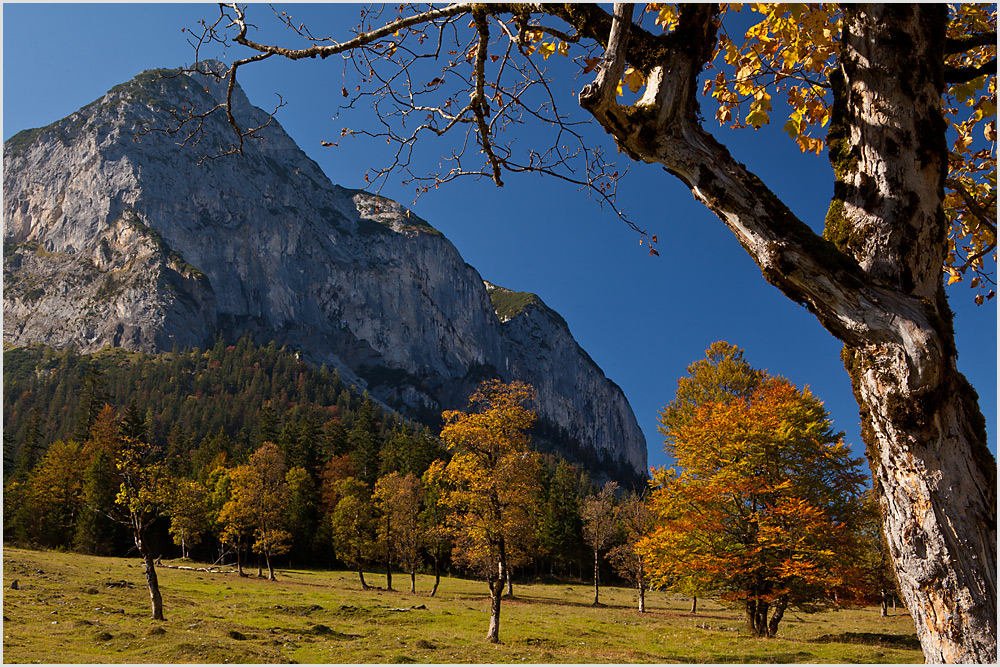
(373, 470, 425, 593)
(439, 380, 542, 644)
(219, 442, 292, 581)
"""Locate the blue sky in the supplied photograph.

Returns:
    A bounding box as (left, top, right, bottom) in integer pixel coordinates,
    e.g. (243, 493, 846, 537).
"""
(4, 4, 996, 473)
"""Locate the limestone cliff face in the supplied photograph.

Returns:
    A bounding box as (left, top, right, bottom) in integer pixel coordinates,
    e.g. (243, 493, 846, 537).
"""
(3, 64, 647, 479)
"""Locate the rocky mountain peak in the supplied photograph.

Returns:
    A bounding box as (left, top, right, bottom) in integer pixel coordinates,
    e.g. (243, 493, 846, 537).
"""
(3, 65, 648, 483)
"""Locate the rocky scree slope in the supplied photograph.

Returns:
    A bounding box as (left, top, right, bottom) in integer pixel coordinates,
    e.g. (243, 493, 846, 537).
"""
(3, 63, 647, 480)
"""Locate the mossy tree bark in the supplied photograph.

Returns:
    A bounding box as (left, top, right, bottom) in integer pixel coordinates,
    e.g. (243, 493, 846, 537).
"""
(572, 3, 995, 662)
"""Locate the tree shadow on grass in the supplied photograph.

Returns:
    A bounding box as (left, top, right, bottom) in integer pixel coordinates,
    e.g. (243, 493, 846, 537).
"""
(811, 632, 921, 651)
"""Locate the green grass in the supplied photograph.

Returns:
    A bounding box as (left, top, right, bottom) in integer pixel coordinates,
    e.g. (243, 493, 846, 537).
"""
(486, 284, 541, 322)
(2, 547, 923, 663)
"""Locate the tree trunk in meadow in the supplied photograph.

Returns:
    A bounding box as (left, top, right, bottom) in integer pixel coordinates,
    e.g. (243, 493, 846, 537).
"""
(486, 545, 508, 644)
(135, 529, 164, 621)
(881, 591, 889, 618)
(430, 556, 440, 597)
(486, 574, 505, 644)
(592, 549, 600, 606)
(265, 549, 275, 581)
(745, 599, 770, 638)
(767, 595, 788, 638)
(410, 569, 416, 594)
(637, 577, 646, 613)
(358, 567, 369, 590)
(690, 596, 697, 614)
(573, 4, 995, 660)
(505, 568, 514, 598)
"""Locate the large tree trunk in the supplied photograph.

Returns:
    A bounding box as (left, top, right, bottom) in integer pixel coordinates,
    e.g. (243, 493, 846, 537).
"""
(745, 599, 768, 638)
(572, 4, 995, 661)
(833, 8, 996, 662)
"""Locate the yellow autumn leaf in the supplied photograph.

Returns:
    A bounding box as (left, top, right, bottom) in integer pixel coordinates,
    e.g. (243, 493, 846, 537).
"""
(623, 67, 645, 94)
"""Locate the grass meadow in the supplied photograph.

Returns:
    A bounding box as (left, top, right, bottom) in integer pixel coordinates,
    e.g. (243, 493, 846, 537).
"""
(2, 547, 923, 663)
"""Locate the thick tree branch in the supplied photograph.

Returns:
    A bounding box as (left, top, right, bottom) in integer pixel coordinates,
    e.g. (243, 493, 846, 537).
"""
(945, 32, 998, 54)
(579, 3, 634, 112)
(945, 57, 997, 83)
(572, 2, 945, 385)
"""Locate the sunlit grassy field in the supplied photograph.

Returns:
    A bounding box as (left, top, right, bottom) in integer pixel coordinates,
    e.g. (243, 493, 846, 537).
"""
(3, 546, 923, 663)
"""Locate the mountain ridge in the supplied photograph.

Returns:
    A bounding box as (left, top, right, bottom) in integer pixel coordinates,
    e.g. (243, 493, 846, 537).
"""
(3, 64, 648, 480)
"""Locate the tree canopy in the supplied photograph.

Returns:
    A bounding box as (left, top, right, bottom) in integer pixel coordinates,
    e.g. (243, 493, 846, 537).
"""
(439, 379, 542, 643)
(642, 367, 867, 638)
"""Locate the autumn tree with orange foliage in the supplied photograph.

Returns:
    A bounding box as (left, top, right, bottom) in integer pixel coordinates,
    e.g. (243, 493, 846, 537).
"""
(640, 359, 866, 639)
(439, 380, 542, 644)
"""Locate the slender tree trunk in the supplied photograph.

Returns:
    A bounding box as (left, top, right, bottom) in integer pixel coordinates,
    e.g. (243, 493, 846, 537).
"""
(265, 549, 275, 581)
(236, 543, 245, 577)
(638, 579, 646, 613)
(504, 568, 514, 598)
(410, 569, 416, 594)
(691, 596, 697, 614)
(486, 554, 506, 644)
(570, 3, 995, 661)
(430, 555, 440, 597)
(134, 528, 164, 621)
(767, 595, 788, 638)
(358, 567, 369, 590)
(486, 577, 504, 644)
(384, 516, 393, 590)
(880, 591, 889, 618)
(592, 549, 600, 606)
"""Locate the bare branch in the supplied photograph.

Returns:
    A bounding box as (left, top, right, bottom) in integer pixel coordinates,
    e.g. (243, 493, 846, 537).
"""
(472, 9, 503, 186)
(231, 2, 477, 61)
